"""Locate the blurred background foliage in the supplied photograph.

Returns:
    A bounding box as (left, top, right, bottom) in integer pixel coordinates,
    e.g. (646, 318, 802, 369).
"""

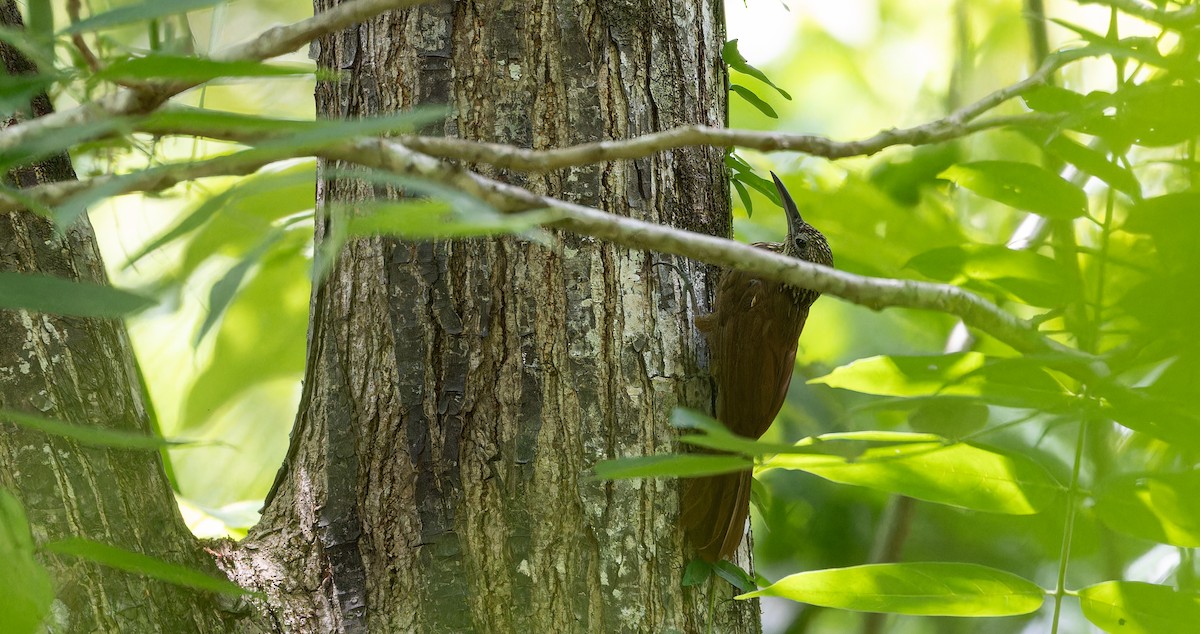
(26, 0, 1193, 631)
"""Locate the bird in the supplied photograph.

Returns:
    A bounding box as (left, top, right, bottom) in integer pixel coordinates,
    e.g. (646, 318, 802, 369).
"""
(681, 171, 833, 562)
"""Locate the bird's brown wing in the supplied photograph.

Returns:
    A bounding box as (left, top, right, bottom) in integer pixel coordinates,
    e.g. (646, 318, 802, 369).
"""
(699, 269, 808, 439)
(680, 469, 752, 562)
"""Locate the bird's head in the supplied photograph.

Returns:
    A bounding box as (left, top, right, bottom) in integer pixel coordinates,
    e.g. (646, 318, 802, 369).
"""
(772, 172, 833, 269)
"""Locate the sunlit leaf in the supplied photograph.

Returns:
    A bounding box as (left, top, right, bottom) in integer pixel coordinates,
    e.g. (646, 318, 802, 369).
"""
(763, 435, 1061, 514)
(0, 272, 155, 317)
(42, 538, 249, 596)
(1095, 471, 1200, 546)
(60, 0, 225, 34)
(810, 352, 1073, 410)
(0, 490, 53, 634)
(592, 454, 750, 480)
(1024, 130, 1141, 197)
(95, 56, 312, 83)
(0, 409, 187, 450)
(907, 399, 989, 438)
(940, 161, 1088, 219)
(905, 244, 1074, 307)
(740, 563, 1044, 616)
(1080, 581, 1200, 634)
(195, 230, 284, 345)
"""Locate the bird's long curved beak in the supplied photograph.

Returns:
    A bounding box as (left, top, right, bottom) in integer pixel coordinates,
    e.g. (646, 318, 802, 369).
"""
(770, 171, 804, 236)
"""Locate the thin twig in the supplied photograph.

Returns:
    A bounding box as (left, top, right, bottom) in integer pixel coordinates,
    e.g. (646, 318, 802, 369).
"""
(66, 0, 101, 73)
(1078, 0, 1200, 28)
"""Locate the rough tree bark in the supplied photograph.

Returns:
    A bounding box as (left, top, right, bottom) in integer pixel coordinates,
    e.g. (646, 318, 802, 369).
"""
(220, 0, 761, 632)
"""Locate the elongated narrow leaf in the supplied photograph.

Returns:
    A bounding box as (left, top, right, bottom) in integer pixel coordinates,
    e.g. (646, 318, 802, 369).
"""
(1094, 471, 1200, 547)
(722, 40, 791, 99)
(713, 561, 757, 592)
(730, 85, 778, 118)
(195, 231, 283, 344)
(740, 562, 1044, 616)
(0, 410, 187, 450)
(60, 0, 225, 34)
(96, 56, 312, 83)
(592, 454, 750, 480)
(1028, 131, 1141, 197)
(345, 202, 560, 239)
(0, 491, 53, 634)
(0, 272, 155, 317)
(940, 161, 1088, 219)
(763, 435, 1061, 514)
(43, 538, 249, 596)
(1080, 581, 1200, 634)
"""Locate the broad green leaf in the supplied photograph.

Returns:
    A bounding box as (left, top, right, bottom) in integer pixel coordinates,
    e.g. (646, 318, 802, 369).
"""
(1123, 192, 1200, 271)
(345, 201, 560, 239)
(721, 40, 792, 99)
(0, 410, 187, 450)
(1022, 85, 1086, 113)
(1023, 130, 1140, 197)
(905, 244, 1074, 307)
(0, 490, 53, 634)
(195, 230, 284, 344)
(42, 538, 249, 596)
(1095, 471, 1200, 547)
(763, 435, 1061, 514)
(592, 454, 750, 480)
(0, 272, 156, 317)
(1080, 581, 1200, 634)
(60, 0, 225, 34)
(740, 563, 1044, 616)
(810, 352, 1073, 410)
(95, 56, 312, 83)
(907, 399, 989, 438)
(726, 161, 780, 207)
(730, 84, 778, 119)
(941, 161, 1088, 219)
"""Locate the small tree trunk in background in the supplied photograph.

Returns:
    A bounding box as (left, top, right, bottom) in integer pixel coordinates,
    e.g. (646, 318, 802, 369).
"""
(231, 0, 761, 631)
(0, 3, 249, 632)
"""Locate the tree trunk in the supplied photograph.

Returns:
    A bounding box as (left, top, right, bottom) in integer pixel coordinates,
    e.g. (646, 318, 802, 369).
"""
(224, 0, 761, 632)
(0, 3, 249, 632)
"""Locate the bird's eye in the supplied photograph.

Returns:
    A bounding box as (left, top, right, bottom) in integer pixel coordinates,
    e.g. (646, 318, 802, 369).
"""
(794, 236, 808, 250)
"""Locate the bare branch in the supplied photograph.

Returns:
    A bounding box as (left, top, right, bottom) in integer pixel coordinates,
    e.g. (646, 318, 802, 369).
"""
(0, 0, 432, 158)
(398, 114, 1060, 172)
(0, 132, 1088, 365)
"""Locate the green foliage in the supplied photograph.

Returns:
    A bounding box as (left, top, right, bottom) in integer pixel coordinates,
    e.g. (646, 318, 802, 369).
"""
(0, 409, 189, 449)
(0, 271, 155, 316)
(43, 537, 250, 596)
(1078, 581, 1200, 634)
(742, 563, 1045, 616)
(0, 491, 53, 634)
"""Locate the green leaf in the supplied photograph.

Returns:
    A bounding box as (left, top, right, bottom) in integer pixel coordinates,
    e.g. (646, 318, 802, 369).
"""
(1080, 581, 1200, 634)
(721, 39, 792, 100)
(762, 435, 1061, 514)
(95, 55, 312, 83)
(1094, 471, 1200, 547)
(0, 272, 156, 317)
(592, 454, 751, 480)
(195, 230, 284, 345)
(905, 244, 1074, 307)
(0, 409, 187, 450)
(810, 352, 1073, 410)
(1039, 133, 1140, 198)
(713, 561, 757, 592)
(1022, 85, 1086, 114)
(60, 0, 225, 35)
(732, 177, 753, 217)
(907, 399, 989, 438)
(42, 537, 249, 596)
(0, 491, 53, 634)
(730, 84, 778, 119)
(740, 563, 1044, 616)
(345, 201, 560, 239)
(682, 558, 712, 586)
(125, 160, 315, 269)
(940, 161, 1088, 219)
